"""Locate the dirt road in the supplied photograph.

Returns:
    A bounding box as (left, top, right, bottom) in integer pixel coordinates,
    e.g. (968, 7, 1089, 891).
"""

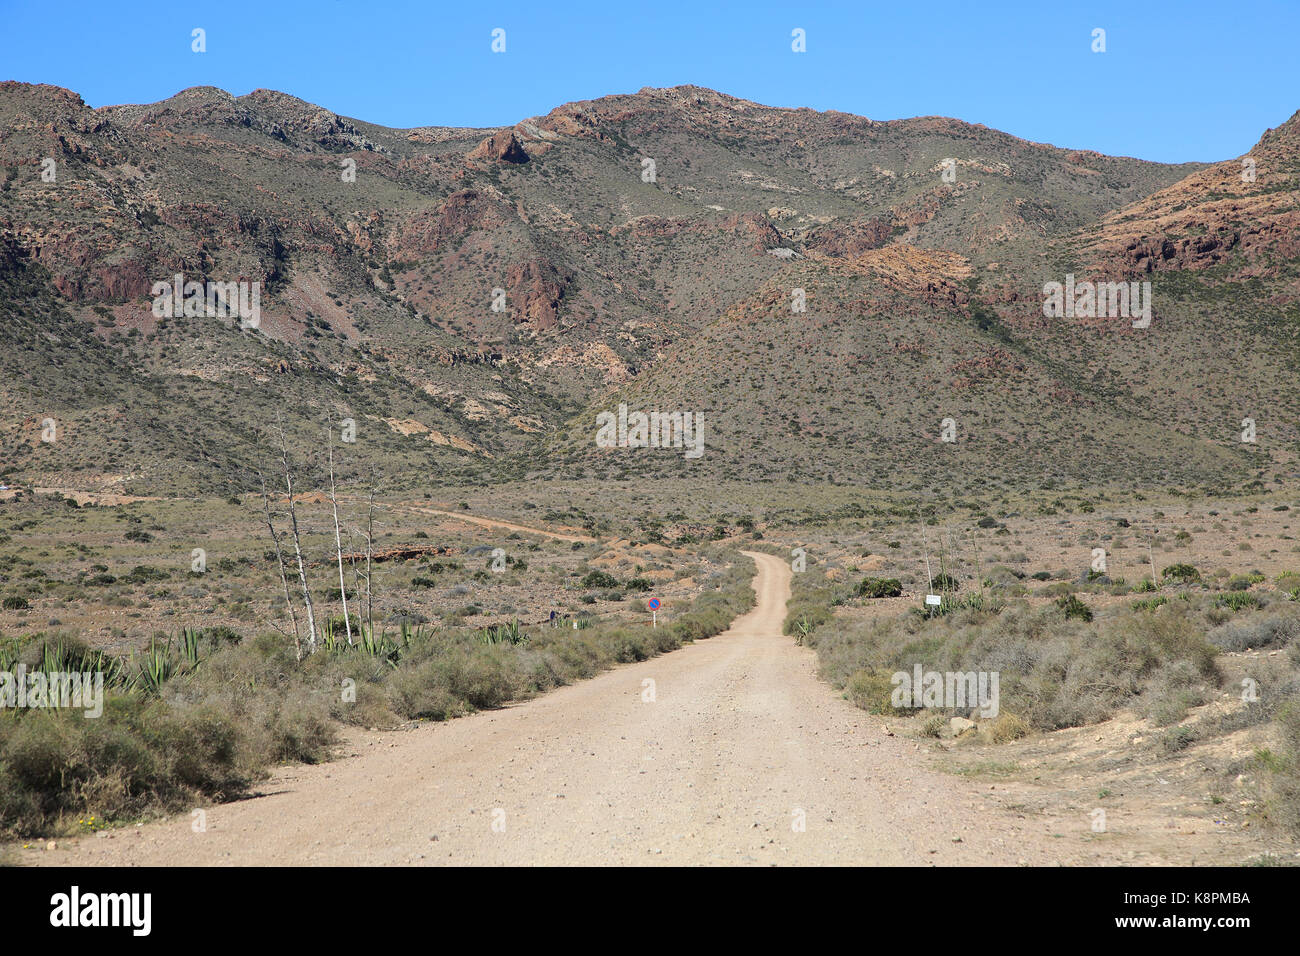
(40, 551, 1072, 866)
(392, 503, 596, 542)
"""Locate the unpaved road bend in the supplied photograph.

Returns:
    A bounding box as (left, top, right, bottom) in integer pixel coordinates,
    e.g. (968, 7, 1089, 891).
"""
(41, 551, 1069, 866)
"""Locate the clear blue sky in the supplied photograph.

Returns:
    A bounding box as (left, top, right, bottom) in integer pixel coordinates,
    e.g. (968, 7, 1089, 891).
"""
(1, 0, 1296, 163)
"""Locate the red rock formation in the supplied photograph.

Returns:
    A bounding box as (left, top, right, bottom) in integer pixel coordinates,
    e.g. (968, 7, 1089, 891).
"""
(506, 258, 567, 330)
(391, 190, 511, 255)
(467, 129, 529, 164)
(805, 217, 893, 258)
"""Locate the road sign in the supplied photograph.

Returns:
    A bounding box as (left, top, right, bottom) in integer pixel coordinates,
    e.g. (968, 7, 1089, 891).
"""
(925, 594, 942, 606)
(647, 598, 661, 611)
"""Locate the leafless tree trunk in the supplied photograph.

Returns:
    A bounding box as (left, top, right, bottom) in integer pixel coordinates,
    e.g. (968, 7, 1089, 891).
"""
(259, 470, 301, 661)
(942, 528, 963, 598)
(327, 428, 354, 645)
(278, 416, 318, 652)
(921, 526, 935, 594)
(364, 482, 376, 635)
(347, 530, 363, 640)
(968, 528, 987, 596)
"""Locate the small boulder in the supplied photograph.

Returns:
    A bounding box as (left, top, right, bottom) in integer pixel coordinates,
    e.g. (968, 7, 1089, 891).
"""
(949, 716, 977, 736)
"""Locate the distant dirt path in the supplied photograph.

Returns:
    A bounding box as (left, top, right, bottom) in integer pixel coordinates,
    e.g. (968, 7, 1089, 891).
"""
(38, 551, 1073, 866)
(390, 503, 596, 543)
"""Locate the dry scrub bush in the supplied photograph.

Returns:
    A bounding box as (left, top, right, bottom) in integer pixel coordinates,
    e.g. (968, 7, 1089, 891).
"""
(813, 597, 1225, 732)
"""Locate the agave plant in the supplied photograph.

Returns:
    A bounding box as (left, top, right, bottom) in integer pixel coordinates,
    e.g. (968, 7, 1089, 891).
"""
(101, 653, 127, 688)
(320, 618, 341, 654)
(355, 623, 400, 663)
(793, 615, 813, 646)
(179, 627, 203, 669)
(132, 636, 176, 696)
(40, 639, 72, 675)
(479, 618, 526, 645)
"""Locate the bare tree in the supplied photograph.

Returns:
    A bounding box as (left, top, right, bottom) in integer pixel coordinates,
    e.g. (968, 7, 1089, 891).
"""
(938, 526, 963, 600)
(326, 428, 353, 645)
(967, 527, 987, 598)
(347, 529, 360, 635)
(278, 415, 318, 652)
(921, 526, 935, 594)
(364, 479, 376, 636)
(259, 470, 301, 662)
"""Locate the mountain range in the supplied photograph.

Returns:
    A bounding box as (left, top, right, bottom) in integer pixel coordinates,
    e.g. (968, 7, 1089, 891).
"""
(1, 81, 1296, 496)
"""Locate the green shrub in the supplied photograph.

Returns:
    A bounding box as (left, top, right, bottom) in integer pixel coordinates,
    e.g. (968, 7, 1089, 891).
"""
(1160, 725, 1198, 754)
(1214, 592, 1260, 612)
(124, 565, 169, 585)
(1131, 596, 1169, 612)
(581, 570, 619, 589)
(845, 670, 908, 715)
(857, 577, 903, 599)
(1055, 594, 1093, 622)
(204, 626, 242, 646)
(1162, 563, 1201, 584)
(783, 587, 835, 636)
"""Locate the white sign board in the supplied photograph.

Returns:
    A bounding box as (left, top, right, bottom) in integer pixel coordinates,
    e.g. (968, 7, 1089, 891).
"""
(925, 594, 942, 606)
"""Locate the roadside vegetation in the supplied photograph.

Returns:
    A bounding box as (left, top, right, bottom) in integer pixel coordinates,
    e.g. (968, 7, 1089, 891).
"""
(0, 555, 755, 837)
(786, 549, 1300, 837)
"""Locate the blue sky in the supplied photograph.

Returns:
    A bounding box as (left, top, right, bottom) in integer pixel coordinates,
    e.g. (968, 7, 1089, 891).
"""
(1, 0, 1296, 163)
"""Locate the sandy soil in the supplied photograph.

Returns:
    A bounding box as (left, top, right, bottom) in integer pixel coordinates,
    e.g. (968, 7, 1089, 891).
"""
(27, 551, 1238, 867)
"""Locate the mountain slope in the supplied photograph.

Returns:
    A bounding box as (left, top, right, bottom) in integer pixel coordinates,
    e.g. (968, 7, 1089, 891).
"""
(1, 81, 1293, 495)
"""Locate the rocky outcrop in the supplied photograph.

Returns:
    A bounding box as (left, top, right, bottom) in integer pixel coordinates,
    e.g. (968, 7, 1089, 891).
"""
(1076, 111, 1300, 278)
(391, 190, 511, 255)
(805, 217, 894, 258)
(506, 258, 567, 330)
(467, 129, 529, 164)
